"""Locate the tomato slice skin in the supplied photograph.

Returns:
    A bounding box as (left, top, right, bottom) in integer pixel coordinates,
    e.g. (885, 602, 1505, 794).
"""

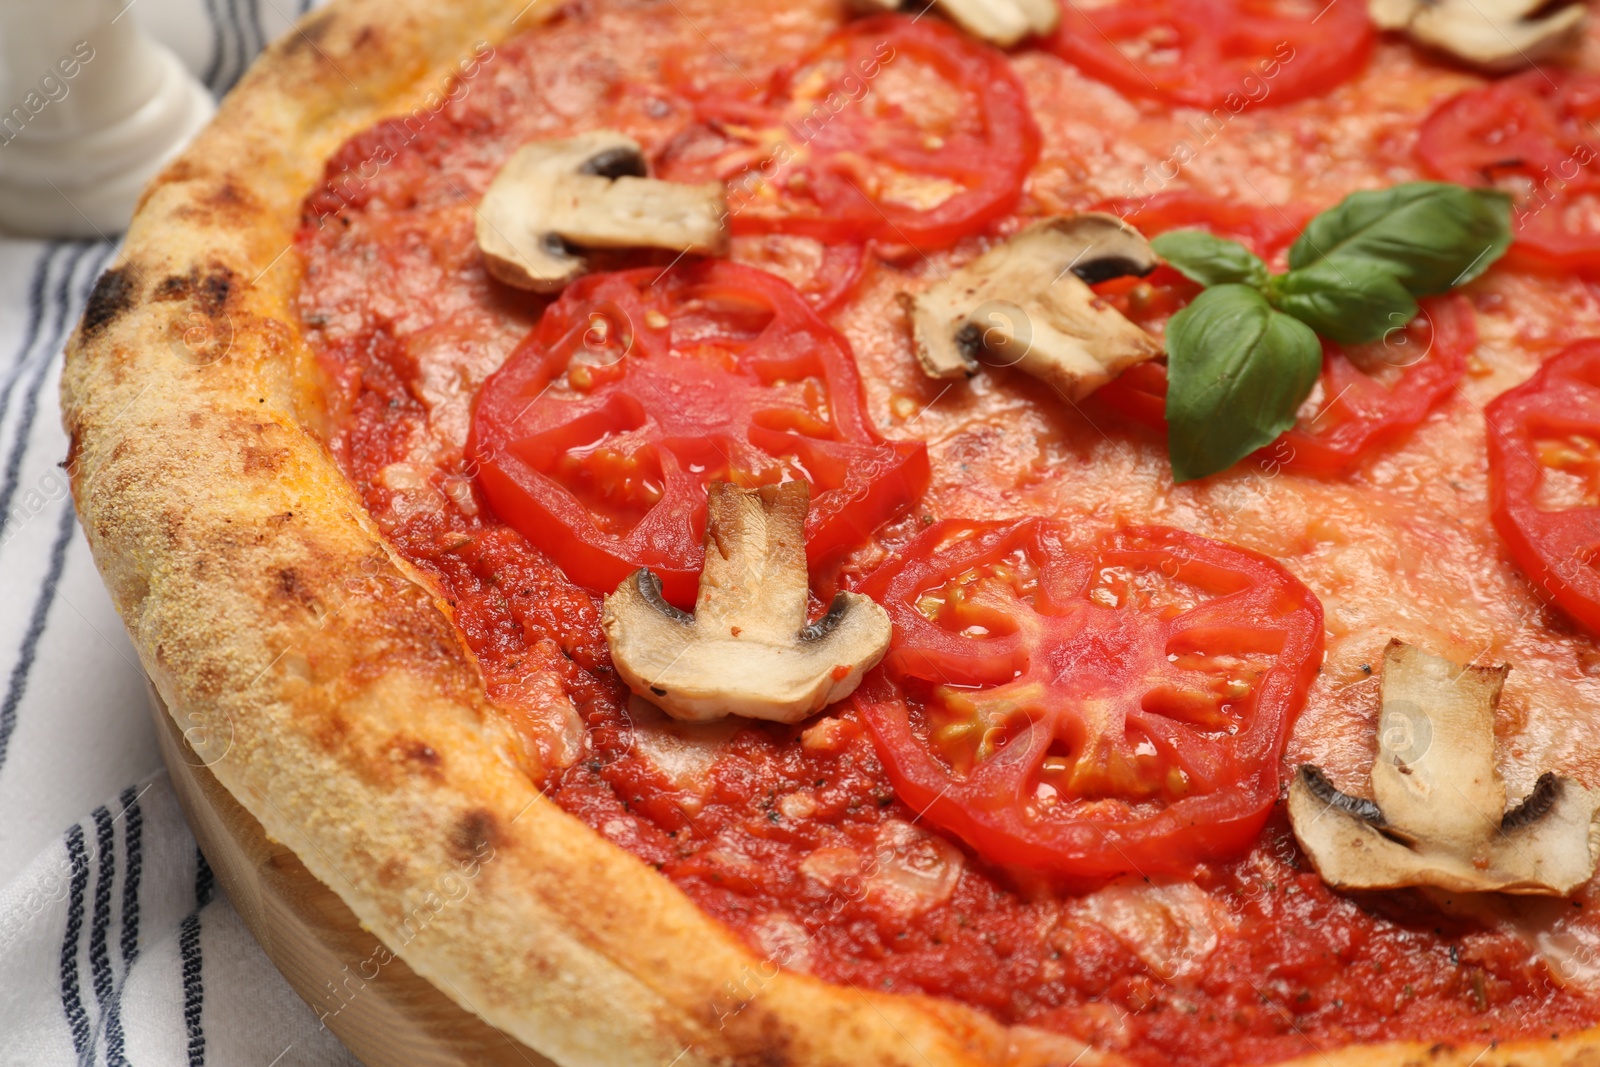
(1049, 0, 1374, 110)
(1486, 341, 1600, 636)
(853, 520, 1325, 884)
(658, 15, 1040, 250)
(467, 260, 928, 606)
(1277, 297, 1474, 475)
(1091, 195, 1475, 476)
(1417, 70, 1600, 274)
(735, 238, 871, 315)
(800, 242, 869, 314)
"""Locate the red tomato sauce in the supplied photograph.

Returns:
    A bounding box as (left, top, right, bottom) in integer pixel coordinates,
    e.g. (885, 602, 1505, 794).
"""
(293, 2, 1600, 1062)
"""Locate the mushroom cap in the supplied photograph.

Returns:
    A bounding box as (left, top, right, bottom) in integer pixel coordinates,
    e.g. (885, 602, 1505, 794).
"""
(1289, 641, 1600, 896)
(905, 213, 1162, 398)
(846, 0, 1059, 46)
(476, 130, 728, 292)
(1372, 0, 1586, 72)
(937, 0, 1061, 47)
(602, 481, 891, 724)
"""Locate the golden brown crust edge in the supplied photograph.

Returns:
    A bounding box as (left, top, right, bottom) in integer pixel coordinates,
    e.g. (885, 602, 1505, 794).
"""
(57, 2, 1600, 1065)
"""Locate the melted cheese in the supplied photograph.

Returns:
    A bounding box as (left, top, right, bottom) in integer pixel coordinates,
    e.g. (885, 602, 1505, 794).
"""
(1078, 880, 1235, 981)
(625, 695, 740, 797)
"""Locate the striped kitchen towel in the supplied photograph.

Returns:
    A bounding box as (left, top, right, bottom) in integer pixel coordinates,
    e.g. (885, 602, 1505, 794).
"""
(0, 3, 363, 1063)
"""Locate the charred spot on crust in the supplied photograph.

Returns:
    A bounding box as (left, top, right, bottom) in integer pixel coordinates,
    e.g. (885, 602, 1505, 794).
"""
(725, 1012, 796, 1067)
(377, 856, 408, 887)
(276, 567, 299, 597)
(241, 445, 290, 474)
(151, 264, 235, 318)
(174, 182, 258, 227)
(155, 158, 198, 187)
(385, 735, 443, 780)
(154, 274, 190, 301)
(450, 807, 499, 864)
(209, 181, 246, 208)
(274, 567, 318, 610)
(82, 267, 137, 337)
(697, 996, 775, 1051)
(404, 739, 440, 767)
(312, 710, 351, 752)
(286, 9, 337, 55)
(198, 269, 233, 316)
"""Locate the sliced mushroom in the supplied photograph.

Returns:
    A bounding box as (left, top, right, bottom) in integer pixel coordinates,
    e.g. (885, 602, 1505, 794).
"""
(1289, 641, 1600, 896)
(852, 0, 1059, 46)
(902, 213, 1163, 402)
(602, 480, 891, 724)
(1370, 0, 1585, 72)
(476, 131, 728, 292)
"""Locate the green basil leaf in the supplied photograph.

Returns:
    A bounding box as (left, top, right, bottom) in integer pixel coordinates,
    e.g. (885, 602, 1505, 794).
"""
(1287, 181, 1512, 297)
(1151, 230, 1268, 289)
(1269, 259, 1419, 345)
(1165, 284, 1323, 483)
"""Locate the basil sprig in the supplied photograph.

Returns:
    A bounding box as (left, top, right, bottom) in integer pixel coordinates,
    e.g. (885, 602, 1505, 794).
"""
(1165, 286, 1322, 484)
(1268, 260, 1416, 346)
(1151, 230, 1267, 289)
(1288, 183, 1512, 295)
(1145, 182, 1511, 482)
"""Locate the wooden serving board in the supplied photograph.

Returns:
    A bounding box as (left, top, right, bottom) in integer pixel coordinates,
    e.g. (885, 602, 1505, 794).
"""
(149, 687, 555, 1067)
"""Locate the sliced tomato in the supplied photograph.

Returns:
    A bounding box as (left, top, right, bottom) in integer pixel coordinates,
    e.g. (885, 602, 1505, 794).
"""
(733, 237, 870, 315)
(657, 15, 1039, 250)
(1277, 297, 1475, 475)
(853, 520, 1324, 883)
(1417, 70, 1600, 274)
(1049, 0, 1374, 110)
(1486, 340, 1600, 636)
(467, 260, 928, 606)
(1096, 359, 1172, 430)
(1091, 194, 1475, 476)
(800, 242, 869, 314)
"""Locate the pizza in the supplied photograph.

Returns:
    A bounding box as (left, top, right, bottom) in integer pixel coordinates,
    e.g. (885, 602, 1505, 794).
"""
(59, 0, 1600, 1064)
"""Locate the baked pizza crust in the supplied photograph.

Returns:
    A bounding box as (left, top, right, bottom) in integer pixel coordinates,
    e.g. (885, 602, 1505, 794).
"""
(57, 1, 1600, 1063)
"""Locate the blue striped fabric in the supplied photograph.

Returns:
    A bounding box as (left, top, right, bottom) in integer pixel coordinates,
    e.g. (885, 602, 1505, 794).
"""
(0, 2, 361, 1063)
